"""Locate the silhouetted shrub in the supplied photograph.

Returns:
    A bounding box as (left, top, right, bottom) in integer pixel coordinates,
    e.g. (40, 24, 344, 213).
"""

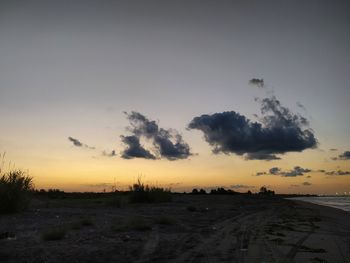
(0, 170, 34, 214)
(191, 188, 206, 195)
(191, 188, 199, 194)
(259, 186, 275, 196)
(210, 187, 238, 195)
(128, 177, 172, 203)
(199, 189, 206, 194)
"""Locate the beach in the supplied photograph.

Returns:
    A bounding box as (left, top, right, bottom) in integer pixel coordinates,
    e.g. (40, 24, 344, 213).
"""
(0, 194, 349, 262)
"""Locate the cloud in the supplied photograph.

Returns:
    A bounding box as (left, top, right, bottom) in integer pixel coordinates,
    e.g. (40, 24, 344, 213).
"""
(302, 182, 312, 186)
(296, 102, 306, 111)
(244, 153, 280, 161)
(102, 150, 117, 157)
(258, 166, 312, 177)
(290, 184, 300, 187)
(324, 170, 350, 176)
(269, 167, 281, 175)
(68, 137, 95, 149)
(333, 151, 350, 160)
(68, 137, 83, 147)
(249, 78, 264, 88)
(188, 95, 317, 160)
(122, 112, 192, 160)
(230, 184, 255, 189)
(120, 135, 156, 160)
(329, 148, 338, 151)
(283, 166, 312, 177)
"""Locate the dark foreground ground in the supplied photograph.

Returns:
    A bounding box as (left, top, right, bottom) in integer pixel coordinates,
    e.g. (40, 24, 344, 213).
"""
(0, 194, 349, 263)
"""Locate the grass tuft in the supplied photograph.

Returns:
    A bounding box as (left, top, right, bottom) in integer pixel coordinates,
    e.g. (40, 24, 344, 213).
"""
(0, 162, 34, 214)
(128, 177, 172, 203)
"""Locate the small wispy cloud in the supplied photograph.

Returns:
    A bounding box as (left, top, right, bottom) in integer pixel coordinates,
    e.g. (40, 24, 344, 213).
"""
(302, 182, 312, 186)
(249, 78, 265, 88)
(68, 137, 83, 147)
(255, 166, 312, 177)
(102, 150, 117, 157)
(68, 137, 95, 149)
(296, 102, 306, 111)
(332, 150, 350, 161)
(324, 170, 350, 176)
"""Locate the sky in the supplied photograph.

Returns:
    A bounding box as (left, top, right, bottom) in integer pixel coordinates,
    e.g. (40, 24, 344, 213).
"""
(0, 0, 349, 194)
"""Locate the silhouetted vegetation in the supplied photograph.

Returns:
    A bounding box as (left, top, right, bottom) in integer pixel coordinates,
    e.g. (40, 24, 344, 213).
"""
(191, 188, 207, 194)
(210, 187, 238, 195)
(128, 177, 172, 203)
(259, 186, 275, 196)
(0, 169, 34, 214)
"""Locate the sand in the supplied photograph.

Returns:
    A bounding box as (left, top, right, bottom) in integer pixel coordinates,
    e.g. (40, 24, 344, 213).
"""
(0, 194, 349, 262)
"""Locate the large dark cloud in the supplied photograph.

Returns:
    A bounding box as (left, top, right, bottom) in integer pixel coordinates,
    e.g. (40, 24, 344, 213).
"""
(121, 112, 192, 160)
(188, 95, 317, 160)
(120, 135, 156, 160)
(257, 166, 312, 177)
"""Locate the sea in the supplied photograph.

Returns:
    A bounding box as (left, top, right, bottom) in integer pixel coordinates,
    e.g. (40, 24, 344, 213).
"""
(288, 196, 350, 212)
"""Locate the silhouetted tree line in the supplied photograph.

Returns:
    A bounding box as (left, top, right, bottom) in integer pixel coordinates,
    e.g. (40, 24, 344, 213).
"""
(190, 186, 275, 196)
(191, 187, 240, 195)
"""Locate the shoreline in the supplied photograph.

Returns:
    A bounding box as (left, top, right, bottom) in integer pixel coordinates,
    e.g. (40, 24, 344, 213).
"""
(287, 196, 350, 212)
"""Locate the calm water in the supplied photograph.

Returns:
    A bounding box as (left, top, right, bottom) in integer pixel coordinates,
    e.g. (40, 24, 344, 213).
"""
(289, 196, 350, 212)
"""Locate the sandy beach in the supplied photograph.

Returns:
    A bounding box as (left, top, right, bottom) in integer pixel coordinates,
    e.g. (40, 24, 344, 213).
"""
(0, 194, 349, 263)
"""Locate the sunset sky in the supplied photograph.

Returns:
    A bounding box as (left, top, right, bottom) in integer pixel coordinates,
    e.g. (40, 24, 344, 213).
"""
(1, 0, 349, 194)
